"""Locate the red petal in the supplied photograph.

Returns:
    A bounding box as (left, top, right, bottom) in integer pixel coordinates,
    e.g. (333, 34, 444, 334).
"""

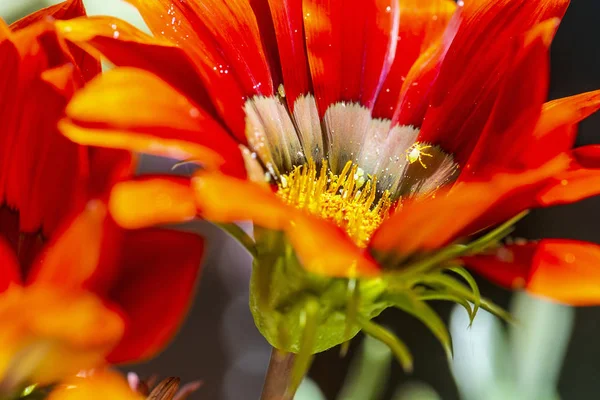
(106, 229, 204, 363)
(11, 3, 100, 82)
(9, 0, 87, 31)
(463, 243, 536, 289)
(463, 19, 556, 175)
(302, 0, 400, 114)
(417, 0, 569, 165)
(57, 17, 217, 119)
(267, 0, 311, 108)
(0, 238, 21, 290)
(465, 240, 600, 306)
(61, 67, 245, 177)
(126, 0, 274, 140)
(0, 29, 86, 235)
(374, 0, 457, 119)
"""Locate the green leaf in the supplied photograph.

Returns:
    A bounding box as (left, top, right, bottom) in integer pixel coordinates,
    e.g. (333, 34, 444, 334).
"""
(386, 292, 452, 360)
(447, 267, 481, 325)
(359, 317, 413, 373)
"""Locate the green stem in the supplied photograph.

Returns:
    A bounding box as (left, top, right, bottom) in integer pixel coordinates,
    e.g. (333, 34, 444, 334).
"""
(260, 350, 296, 400)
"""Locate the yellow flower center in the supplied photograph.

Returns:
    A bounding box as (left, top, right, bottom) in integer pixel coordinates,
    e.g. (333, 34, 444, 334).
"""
(276, 160, 392, 247)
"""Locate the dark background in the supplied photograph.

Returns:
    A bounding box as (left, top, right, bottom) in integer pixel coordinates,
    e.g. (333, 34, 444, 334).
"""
(6, 1, 600, 399)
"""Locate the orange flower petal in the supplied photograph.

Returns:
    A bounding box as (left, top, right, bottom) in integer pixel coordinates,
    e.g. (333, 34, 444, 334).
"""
(109, 177, 197, 230)
(125, 0, 274, 139)
(48, 370, 143, 400)
(524, 90, 600, 167)
(465, 240, 600, 306)
(537, 145, 600, 206)
(287, 213, 381, 278)
(0, 285, 124, 387)
(56, 16, 215, 113)
(370, 183, 498, 256)
(60, 67, 245, 177)
(192, 172, 293, 230)
(192, 172, 378, 278)
(376, 0, 456, 119)
(106, 229, 204, 363)
(27, 201, 107, 288)
(371, 154, 570, 255)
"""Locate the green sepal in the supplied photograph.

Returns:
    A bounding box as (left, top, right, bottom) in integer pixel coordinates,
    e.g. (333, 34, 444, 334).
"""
(340, 279, 360, 357)
(359, 317, 413, 373)
(250, 228, 388, 354)
(421, 273, 514, 324)
(446, 267, 481, 326)
(416, 291, 474, 322)
(287, 298, 319, 397)
(384, 292, 453, 360)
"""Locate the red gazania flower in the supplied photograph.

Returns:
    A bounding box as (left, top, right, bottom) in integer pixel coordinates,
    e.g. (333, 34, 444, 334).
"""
(58, 0, 600, 371)
(0, 1, 204, 394)
(0, 202, 203, 394)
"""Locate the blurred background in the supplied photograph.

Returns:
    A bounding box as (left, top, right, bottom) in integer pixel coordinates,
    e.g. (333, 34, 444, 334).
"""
(3, 0, 600, 399)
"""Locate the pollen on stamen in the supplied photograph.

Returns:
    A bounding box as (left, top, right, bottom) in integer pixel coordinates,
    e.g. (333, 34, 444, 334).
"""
(276, 160, 392, 247)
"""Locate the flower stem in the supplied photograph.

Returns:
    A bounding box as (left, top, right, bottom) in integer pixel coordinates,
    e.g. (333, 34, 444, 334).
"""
(260, 349, 296, 400)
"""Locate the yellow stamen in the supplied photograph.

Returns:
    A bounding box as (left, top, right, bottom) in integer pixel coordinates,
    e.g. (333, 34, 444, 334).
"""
(277, 160, 391, 247)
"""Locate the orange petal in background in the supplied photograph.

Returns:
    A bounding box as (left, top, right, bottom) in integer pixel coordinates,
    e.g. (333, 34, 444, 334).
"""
(47, 370, 143, 400)
(27, 201, 107, 288)
(192, 172, 292, 231)
(109, 177, 197, 230)
(464, 240, 600, 306)
(0, 285, 124, 388)
(60, 67, 245, 177)
(535, 145, 600, 207)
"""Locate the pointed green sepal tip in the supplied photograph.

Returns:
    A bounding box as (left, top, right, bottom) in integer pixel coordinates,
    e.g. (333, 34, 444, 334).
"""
(359, 317, 413, 373)
(386, 292, 453, 361)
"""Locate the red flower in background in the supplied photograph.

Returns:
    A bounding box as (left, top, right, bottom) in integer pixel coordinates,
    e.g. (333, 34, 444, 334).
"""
(0, 1, 204, 392)
(58, 0, 600, 306)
